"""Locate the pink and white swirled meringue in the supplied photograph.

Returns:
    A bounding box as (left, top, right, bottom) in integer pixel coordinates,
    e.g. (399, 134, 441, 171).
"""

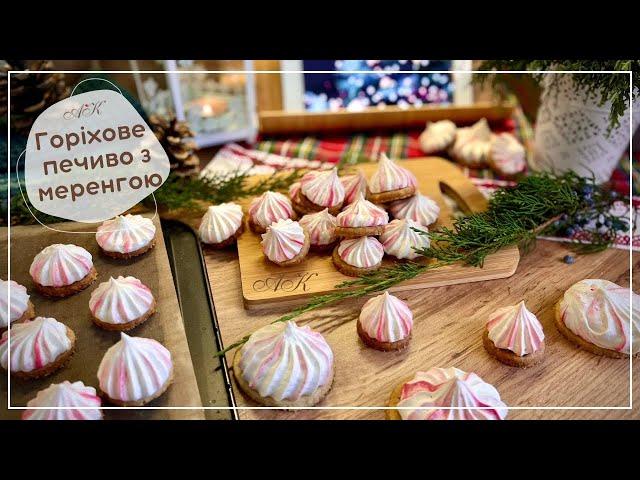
(96, 214, 156, 254)
(238, 321, 334, 402)
(396, 367, 508, 420)
(486, 301, 544, 356)
(89, 276, 155, 326)
(0, 317, 71, 374)
(489, 132, 526, 176)
(98, 333, 173, 403)
(198, 202, 244, 244)
(558, 279, 639, 355)
(299, 209, 337, 247)
(261, 218, 306, 263)
(0, 279, 31, 329)
(380, 218, 430, 260)
(359, 291, 413, 343)
(249, 191, 294, 229)
(300, 167, 345, 208)
(419, 120, 457, 154)
(340, 171, 368, 205)
(336, 192, 389, 228)
(22, 381, 102, 420)
(289, 181, 301, 202)
(389, 192, 440, 227)
(449, 118, 492, 166)
(337, 236, 384, 268)
(29, 244, 93, 287)
(369, 153, 417, 194)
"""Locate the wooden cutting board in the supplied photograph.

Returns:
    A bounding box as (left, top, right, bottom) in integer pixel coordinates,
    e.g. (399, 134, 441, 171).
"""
(236, 157, 520, 309)
(0, 214, 204, 420)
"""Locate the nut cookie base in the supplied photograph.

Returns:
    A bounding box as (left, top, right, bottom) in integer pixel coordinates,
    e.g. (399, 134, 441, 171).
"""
(101, 368, 174, 407)
(92, 299, 157, 332)
(386, 380, 411, 420)
(266, 231, 310, 266)
(335, 225, 385, 238)
(295, 191, 342, 216)
(201, 218, 245, 249)
(482, 330, 545, 368)
(554, 301, 636, 359)
(100, 238, 156, 259)
(33, 267, 97, 298)
(233, 349, 334, 408)
(11, 327, 76, 380)
(332, 247, 381, 277)
(357, 320, 411, 351)
(367, 185, 415, 204)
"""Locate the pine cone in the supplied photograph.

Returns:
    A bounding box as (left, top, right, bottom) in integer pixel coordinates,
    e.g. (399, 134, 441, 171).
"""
(1, 60, 70, 135)
(149, 114, 200, 177)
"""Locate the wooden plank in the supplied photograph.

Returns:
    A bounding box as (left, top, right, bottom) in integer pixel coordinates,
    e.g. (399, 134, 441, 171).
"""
(204, 239, 638, 420)
(236, 157, 520, 309)
(0, 214, 204, 420)
(259, 102, 515, 135)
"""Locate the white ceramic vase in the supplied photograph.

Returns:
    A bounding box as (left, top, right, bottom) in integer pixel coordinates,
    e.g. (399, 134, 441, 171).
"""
(532, 74, 639, 183)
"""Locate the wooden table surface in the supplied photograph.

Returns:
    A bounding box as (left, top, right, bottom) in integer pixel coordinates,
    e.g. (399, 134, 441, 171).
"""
(205, 241, 638, 420)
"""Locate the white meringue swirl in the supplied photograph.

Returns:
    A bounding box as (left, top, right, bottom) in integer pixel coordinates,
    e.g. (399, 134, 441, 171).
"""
(96, 214, 156, 254)
(300, 167, 345, 208)
(97, 333, 173, 403)
(419, 120, 457, 154)
(396, 367, 508, 420)
(558, 279, 639, 355)
(89, 276, 155, 325)
(380, 218, 430, 260)
(29, 244, 93, 287)
(198, 202, 244, 244)
(336, 192, 389, 228)
(340, 172, 368, 205)
(0, 317, 72, 373)
(22, 381, 102, 420)
(487, 301, 544, 356)
(0, 279, 31, 329)
(299, 209, 337, 246)
(389, 192, 440, 227)
(337, 236, 384, 268)
(359, 291, 413, 343)
(369, 153, 417, 193)
(249, 191, 294, 229)
(489, 132, 526, 176)
(261, 218, 306, 263)
(449, 118, 492, 166)
(238, 321, 334, 401)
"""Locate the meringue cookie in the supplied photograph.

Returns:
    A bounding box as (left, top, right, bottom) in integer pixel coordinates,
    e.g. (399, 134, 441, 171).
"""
(336, 192, 389, 232)
(485, 301, 545, 365)
(289, 181, 301, 202)
(358, 291, 413, 350)
(556, 279, 639, 357)
(89, 276, 156, 331)
(248, 191, 295, 232)
(369, 153, 417, 195)
(340, 172, 369, 205)
(261, 218, 309, 265)
(98, 332, 173, 406)
(391, 367, 508, 420)
(234, 321, 334, 406)
(389, 192, 440, 227)
(489, 132, 526, 176)
(299, 209, 338, 248)
(337, 236, 384, 269)
(29, 244, 94, 287)
(0, 317, 75, 378)
(0, 279, 34, 330)
(419, 120, 457, 154)
(449, 118, 492, 167)
(96, 214, 156, 256)
(300, 167, 345, 209)
(22, 381, 102, 420)
(380, 218, 430, 260)
(198, 202, 244, 246)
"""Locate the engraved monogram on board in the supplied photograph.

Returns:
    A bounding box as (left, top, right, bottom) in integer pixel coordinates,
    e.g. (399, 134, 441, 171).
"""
(253, 272, 319, 293)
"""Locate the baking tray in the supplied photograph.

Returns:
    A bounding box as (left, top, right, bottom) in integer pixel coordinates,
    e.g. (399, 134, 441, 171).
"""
(161, 220, 237, 420)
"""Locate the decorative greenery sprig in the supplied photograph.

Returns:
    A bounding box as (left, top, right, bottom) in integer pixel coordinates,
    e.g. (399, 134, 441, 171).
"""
(148, 169, 303, 213)
(475, 60, 638, 131)
(215, 171, 630, 357)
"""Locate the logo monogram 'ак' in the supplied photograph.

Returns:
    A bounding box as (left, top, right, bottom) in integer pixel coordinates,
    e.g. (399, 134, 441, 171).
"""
(64, 100, 106, 120)
(253, 272, 318, 293)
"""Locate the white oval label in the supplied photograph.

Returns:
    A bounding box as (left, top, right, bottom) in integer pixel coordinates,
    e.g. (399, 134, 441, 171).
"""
(24, 89, 170, 223)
